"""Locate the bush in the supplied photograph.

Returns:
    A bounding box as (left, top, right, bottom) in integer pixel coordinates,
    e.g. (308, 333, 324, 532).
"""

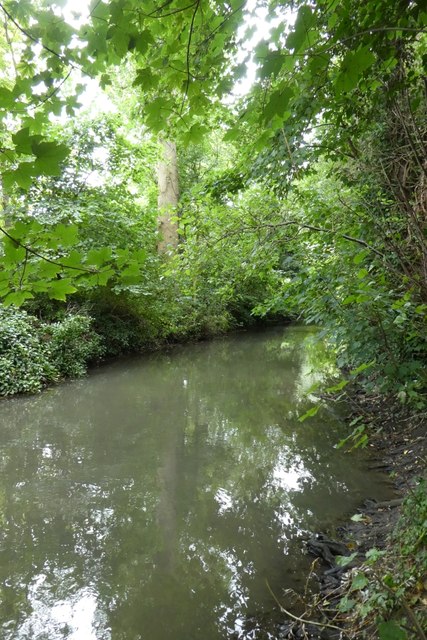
(85, 289, 163, 356)
(0, 306, 55, 395)
(46, 314, 105, 378)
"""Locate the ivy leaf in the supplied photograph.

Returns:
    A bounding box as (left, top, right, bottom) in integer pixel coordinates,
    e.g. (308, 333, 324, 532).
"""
(337, 596, 357, 613)
(350, 513, 365, 522)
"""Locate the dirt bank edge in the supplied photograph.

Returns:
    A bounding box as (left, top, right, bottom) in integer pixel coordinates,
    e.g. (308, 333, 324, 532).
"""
(276, 391, 427, 640)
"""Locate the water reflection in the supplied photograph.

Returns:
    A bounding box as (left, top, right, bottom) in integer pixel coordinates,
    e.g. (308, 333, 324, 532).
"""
(0, 327, 391, 639)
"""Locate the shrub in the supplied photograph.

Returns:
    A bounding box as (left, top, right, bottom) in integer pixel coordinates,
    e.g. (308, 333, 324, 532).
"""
(0, 306, 55, 395)
(46, 314, 105, 378)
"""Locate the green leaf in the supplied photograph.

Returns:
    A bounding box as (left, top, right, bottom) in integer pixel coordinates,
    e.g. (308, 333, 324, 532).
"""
(97, 268, 115, 286)
(2, 290, 34, 306)
(337, 596, 357, 612)
(298, 405, 320, 422)
(3, 240, 26, 264)
(263, 86, 294, 122)
(31, 141, 69, 176)
(133, 68, 157, 91)
(111, 28, 130, 57)
(53, 223, 79, 247)
(0, 85, 17, 109)
(182, 123, 209, 146)
(37, 261, 62, 278)
(223, 127, 240, 142)
(2, 162, 34, 190)
(365, 548, 386, 562)
(86, 247, 112, 267)
(336, 552, 357, 567)
(47, 278, 77, 301)
(60, 250, 85, 269)
(378, 621, 407, 640)
(12, 127, 35, 154)
(335, 47, 376, 95)
(351, 573, 369, 590)
(134, 30, 155, 54)
(286, 5, 316, 53)
(325, 378, 348, 392)
(353, 249, 369, 264)
(350, 513, 365, 522)
(350, 360, 375, 376)
(259, 51, 287, 79)
(357, 268, 368, 279)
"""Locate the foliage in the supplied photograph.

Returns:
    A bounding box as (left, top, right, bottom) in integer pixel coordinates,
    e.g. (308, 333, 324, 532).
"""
(0, 1, 424, 387)
(249, 160, 427, 404)
(340, 479, 427, 639)
(0, 5, 425, 639)
(0, 305, 107, 395)
(0, 305, 55, 395)
(45, 313, 105, 379)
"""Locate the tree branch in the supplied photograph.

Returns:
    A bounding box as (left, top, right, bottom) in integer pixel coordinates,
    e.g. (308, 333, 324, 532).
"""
(180, 0, 200, 114)
(0, 2, 72, 67)
(215, 219, 385, 258)
(140, 1, 199, 19)
(0, 225, 98, 274)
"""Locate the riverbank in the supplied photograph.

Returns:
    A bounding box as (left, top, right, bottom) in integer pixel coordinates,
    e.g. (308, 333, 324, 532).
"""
(273, 390, 427, 640)
(0, 302, 289, 398)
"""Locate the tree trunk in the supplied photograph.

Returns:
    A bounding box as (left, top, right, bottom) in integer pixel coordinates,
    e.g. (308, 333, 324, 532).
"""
(0, 176, 12, 227)
(157, 139, 179, 253)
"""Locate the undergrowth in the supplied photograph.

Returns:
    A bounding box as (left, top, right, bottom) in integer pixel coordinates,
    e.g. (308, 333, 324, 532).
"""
(338, 478, 427, 639)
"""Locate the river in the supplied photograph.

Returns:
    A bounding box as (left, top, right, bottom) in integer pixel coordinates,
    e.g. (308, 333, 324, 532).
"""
(0, 326, 391, 639)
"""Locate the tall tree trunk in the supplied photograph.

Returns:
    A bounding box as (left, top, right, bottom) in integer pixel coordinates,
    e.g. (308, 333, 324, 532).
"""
(157, 139, 179, 254)
(0, 176, 12, 227)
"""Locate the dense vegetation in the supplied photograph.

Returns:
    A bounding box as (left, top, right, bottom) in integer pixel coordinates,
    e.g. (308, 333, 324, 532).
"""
(0, 0, 425, 637)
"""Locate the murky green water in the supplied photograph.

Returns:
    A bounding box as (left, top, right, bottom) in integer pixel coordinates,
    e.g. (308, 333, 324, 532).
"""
(0, 326, 391, 639)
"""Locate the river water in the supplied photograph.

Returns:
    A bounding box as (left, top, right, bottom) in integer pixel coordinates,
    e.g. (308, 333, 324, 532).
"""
(0, 326, 391, 639)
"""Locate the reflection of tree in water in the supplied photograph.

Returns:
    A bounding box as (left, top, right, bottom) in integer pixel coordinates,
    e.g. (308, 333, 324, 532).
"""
(0, 327, 389, 639)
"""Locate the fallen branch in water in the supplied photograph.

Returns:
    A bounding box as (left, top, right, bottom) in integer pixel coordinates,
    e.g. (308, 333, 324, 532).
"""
(265, 579, 349, 637)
